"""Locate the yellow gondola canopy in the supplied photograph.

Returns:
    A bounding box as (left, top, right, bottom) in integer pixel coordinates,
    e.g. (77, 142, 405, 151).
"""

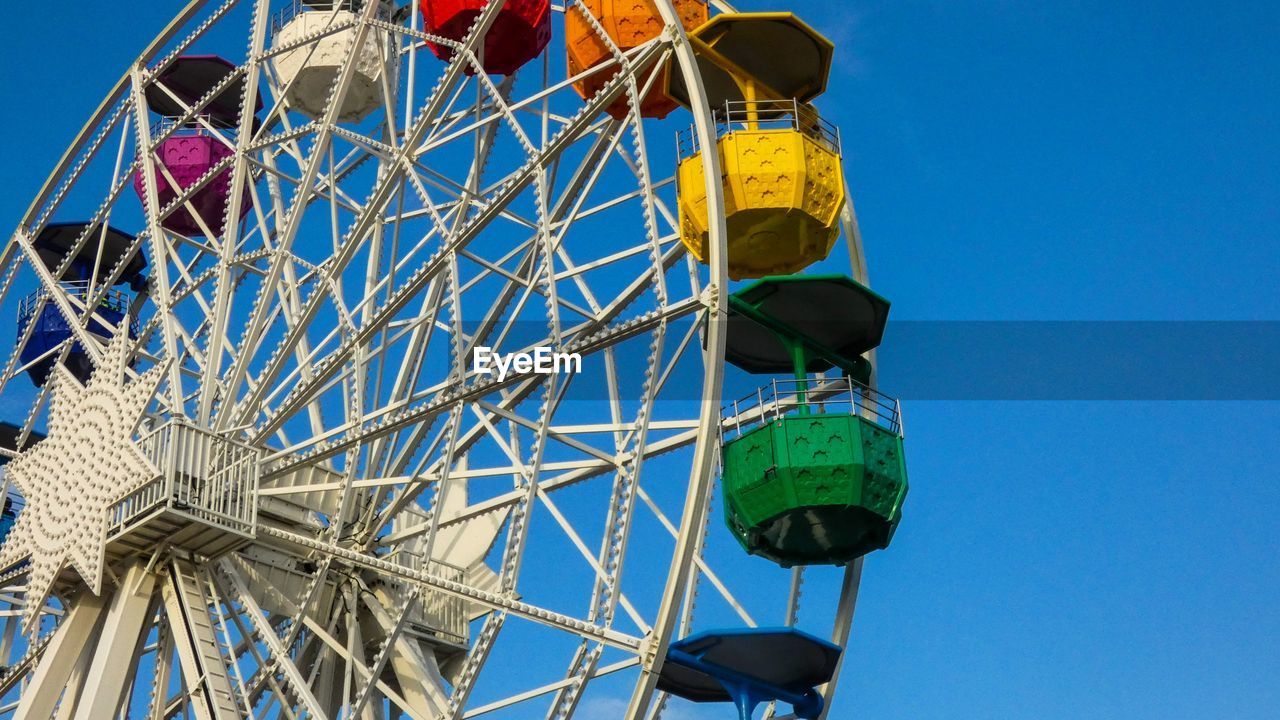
(668, 12, 835, 108)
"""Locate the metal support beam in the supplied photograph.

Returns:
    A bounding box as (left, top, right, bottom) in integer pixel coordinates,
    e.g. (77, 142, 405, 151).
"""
(365, 587, 451, 719)
(623, 2, 731, 717)
(72, 562, 159, 720)
(214, 557, 329, 719)
(161, 559, 241, 720)
(50, 630, 95, 720)
(14, 592, 107, 719)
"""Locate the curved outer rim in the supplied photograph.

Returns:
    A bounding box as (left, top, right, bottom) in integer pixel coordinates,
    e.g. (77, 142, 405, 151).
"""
(10, 0, 210, 236)
(811, 189, 874, 720)
(622, 1, 728, 718)
(629, 5, 877, 718)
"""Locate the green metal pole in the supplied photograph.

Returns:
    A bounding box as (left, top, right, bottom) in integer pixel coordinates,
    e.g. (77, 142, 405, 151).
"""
(789, 338, 810, 416)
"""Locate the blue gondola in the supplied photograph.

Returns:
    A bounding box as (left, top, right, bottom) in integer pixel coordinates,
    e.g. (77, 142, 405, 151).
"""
(0, 497, 17, 545)
(658, 628, 843, 720)
(0, 422, 40, 546)
(16, 223, 146, 386)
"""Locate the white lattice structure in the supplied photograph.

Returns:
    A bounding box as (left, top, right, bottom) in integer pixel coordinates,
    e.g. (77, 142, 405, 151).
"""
(0, 1, 877, 718)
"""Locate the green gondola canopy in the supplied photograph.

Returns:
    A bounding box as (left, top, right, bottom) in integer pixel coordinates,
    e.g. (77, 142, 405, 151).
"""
(725, 274, 890, 374)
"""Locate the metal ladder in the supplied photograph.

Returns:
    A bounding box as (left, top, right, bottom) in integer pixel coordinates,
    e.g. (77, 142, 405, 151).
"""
(162, 558, 242, 720)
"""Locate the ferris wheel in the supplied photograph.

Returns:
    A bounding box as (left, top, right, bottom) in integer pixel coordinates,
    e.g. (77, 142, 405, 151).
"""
(0, 1, 909, 719)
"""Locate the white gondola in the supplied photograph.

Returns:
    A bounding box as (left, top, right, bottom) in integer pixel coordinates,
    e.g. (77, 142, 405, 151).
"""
(271, 0, 393, 122)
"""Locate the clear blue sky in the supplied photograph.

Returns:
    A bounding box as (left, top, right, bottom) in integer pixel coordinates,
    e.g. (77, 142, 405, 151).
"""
(2, 1, 1278, 718)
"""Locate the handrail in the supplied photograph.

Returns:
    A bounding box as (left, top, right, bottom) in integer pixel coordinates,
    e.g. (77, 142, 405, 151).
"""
(677, 98, 842, 159)
(19, 281, 130, 317)
(18, 281, 138, 336)
(722, 375, 903, 439)
(150, 115, 240, 138)
(385, 547, 470, 645)
(271, 0, 387, 37)
(106, 419, 260, 539)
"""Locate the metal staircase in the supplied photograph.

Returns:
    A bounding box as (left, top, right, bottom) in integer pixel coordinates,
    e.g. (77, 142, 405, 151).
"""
(162, 558, 241, 720)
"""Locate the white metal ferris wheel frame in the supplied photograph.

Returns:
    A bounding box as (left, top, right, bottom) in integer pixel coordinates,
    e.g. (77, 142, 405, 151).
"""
(0, 0, 878, 718)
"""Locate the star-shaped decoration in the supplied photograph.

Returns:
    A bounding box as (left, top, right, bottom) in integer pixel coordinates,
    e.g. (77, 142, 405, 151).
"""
(0, 333, 163, 631)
